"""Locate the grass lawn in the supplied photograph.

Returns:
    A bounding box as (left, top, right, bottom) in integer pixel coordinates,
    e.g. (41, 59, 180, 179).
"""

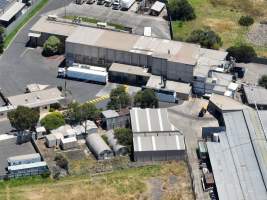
(171, 0, 267, 57)
(4, 0, 49, 48)
(0, 161, 193, 200)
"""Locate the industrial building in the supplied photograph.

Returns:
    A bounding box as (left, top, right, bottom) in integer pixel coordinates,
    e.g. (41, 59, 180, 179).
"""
(108, 63, 151, 85)
(30, 16, 202, 83)
(105, 130, 128, 156)
(86, 133, 113, 160)
(101, 109, 130, 130)
(146, 75, 192, 101)
(206, 109, 267, 200)
(130, 108, 185, 162)
(243, 85, 267, 109)
(7, 87, 64, 112)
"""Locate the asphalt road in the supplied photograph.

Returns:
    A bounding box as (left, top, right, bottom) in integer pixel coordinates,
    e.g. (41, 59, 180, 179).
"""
(0, 0, 104, 103)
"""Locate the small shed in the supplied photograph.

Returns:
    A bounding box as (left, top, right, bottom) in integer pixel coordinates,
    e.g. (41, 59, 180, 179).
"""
(102, 109, 130, 130)
(106, 130, 128, 156)
(150, 1, 165, 16)
(35, 126, 46, 139)
(86, 133, 113, 160)
(60, 137, 78, 150)
(73, 120, 98, 139)
(45, 134, 57, 148)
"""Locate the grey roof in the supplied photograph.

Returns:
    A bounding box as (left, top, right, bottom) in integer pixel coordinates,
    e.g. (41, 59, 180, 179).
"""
(130, 108, 177, 133)
(207, 110, 267, 200)
(209, 94, 246, 112)
(102, 110, 119, 119)
(243, 85, 267, 106)
(45, 134, 56, 141)
(8, 161, 47, 171)
(51, 124, 75, 137)
(109, 63, 151, 78)
(7, 153, 40, 163)
(146, 75, 191, 94)
(73, 120, 97, 135)
(86, 133, 112, 156)
(133, 133, 185, 152)
(7, 87, 64, 108)
(105, 130, 128, 153)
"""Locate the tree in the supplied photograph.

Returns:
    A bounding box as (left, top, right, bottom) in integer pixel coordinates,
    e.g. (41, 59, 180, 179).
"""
(134, 89, 158, 108)
(114, 128, 133, 152)
(7, 106, 39, 143)
(239, 16, 254, 26)
(40, 112, 65, 131)
(186, 29, 222, 49)
(167, 0, 196, 21)
(226, 45, 256, 63)
(64, 102, 100, 135)
(0, 26, 5, 54)
(42, 36, 62, 56)
(258, 75, 267, 89)
(107, 86, 131, 110)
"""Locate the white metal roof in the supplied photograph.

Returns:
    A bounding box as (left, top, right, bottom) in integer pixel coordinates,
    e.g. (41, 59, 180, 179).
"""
(130, 108, 177, 133)
(8, 153, 40, 163)
(61, 137, 77, 144)
(0, 2, 25, 22)
(227, 82, 238, 91)
(8, 161, 47, 171)
(67, 66, 108, 76)
(150, 1, 165, 13)
(36, 126, 46, 133)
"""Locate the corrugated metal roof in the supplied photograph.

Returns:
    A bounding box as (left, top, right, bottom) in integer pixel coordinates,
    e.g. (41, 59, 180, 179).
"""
(133, 134, 185, 152)
(102, 110, 119, 119)
(86, 133, 112, 155)
(0, 2, 25, 22)
(130, 108, 176, 133)
(150, 1, 165, 12)
(207, 110, 267, 200)
(243, 85, 267, 106)
(7, 153, 40, 163)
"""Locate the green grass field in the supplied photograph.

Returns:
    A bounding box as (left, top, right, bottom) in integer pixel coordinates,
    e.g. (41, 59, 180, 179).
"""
(171, 0, 267, 57)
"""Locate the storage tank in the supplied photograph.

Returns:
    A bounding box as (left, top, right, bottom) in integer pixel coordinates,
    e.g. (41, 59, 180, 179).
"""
(106, 130, 128, 156)
(65, 67, 108, 84)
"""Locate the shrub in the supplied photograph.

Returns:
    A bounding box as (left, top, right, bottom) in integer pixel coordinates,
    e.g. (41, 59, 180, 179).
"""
(258, 75, 267, 89)
(239, 16, 254, 26)
(40, 112, 65, 131)
(226, 45, 256, 63)
(42, 36, 62, 56)
(167, 0, 196, 21)
(134, 89, 158, 108)
(186, 29, 222, 49)
(114, 128, 133, 152)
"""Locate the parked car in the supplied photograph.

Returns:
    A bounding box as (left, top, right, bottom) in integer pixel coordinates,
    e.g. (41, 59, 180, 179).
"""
(105, 0, 113, 6)
(87, 0, 96, 4)
(112, 0, 120, 9)
(97, 0, 105, 5)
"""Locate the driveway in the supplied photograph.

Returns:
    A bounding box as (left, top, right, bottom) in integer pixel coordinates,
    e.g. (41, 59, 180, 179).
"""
(0, 0, 104, 103)
(168, 99, 218, 200)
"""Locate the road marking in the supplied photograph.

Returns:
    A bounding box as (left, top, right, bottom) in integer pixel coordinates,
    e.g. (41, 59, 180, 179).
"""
(87, 94, 110, 104)
(20, 48, 30, 58)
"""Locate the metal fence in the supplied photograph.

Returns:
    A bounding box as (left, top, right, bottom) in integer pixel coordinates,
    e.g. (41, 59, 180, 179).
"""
(5, 0, 41, 36)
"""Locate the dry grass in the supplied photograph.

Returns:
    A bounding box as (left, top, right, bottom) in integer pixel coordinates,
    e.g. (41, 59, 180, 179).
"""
(172, 0, 267, 57)
(0, 161, 193, 200)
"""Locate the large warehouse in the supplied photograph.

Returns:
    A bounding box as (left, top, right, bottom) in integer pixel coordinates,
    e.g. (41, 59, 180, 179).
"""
(130, 108, 185, 162)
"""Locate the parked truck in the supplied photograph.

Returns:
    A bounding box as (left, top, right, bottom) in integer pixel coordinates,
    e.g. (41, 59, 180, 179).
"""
(120, 0, 135, 10)
(58, 66, 108, 84)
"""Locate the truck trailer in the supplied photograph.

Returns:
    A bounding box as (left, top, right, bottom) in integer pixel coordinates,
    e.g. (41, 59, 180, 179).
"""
(58, 66, 108, 84)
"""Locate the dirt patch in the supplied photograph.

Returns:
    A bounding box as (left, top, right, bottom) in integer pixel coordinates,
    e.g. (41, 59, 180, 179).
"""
(204, 18, 237, 32)
(247, 23, 267, 46)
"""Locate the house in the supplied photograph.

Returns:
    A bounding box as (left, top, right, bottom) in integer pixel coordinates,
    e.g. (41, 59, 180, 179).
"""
(130, 108, 185, 162)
